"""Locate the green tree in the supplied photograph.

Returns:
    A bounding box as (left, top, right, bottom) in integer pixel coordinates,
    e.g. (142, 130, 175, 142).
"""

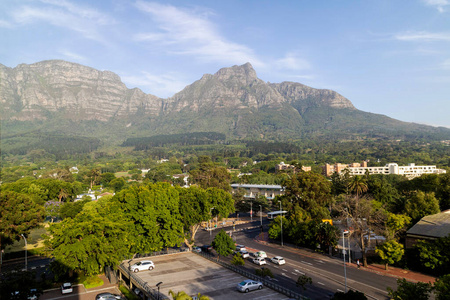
(375, 240, 404, 270)
(296, 274, 312, 296)
(109, 177, 126, 192)
(189, 163, 231, 191)
(0, 270, 42, 300)
(387, 278, 432, 300)
(411, 235, 450, 275)
(348, 176, 368, 198)
(47, 197, 131, 276)
(0, 191, 44, 271)
(385, 213, 411, 240)
(405, 191, 440, 223)
(231, 252, 245, 266)
(212, 229, 235, 259)
(256, 267, 274, 278)
(315, 221, 339, 254)
(434, 274, 450, 300)
(59, 199, 90, 219)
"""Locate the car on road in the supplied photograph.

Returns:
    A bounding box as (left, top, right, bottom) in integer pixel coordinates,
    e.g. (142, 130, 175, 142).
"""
(129, 260, 155, 272)
(95, 292, 122, 300)
(240, 250, 250, 258)
(237, 279, 263, 293)
(235, 244, 246, 251)
(200, 245, 213, 252)
(192, 246, 202, 253)
(61, 282, 73, 294)
(255, 251, 267, 258)
(252, 257, 267, 265)
(270, 256, 286, 265)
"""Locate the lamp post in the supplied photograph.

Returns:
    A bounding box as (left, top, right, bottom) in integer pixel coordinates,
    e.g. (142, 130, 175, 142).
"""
(21, 234, 27, 271)
(342, 230, 349, 293)
(156, 281, 163, 300)
(259, 205, 262, 226)
(280, 202, 283, 247)
(209, 207, 215, 241)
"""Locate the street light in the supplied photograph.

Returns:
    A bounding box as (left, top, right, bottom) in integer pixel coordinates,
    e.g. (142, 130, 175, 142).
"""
(156, 281, 163, 300)
(342, 230, 349, 293)
(259, 205, 262, 227)
(280, 202, 283, 247)
(21, 234, 27, 271)
(209, 207, 215, 241)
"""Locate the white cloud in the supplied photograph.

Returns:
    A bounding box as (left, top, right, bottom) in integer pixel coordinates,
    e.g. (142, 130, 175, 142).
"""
(122, 71, 189, 98)
(134, 1, 264, 67)
(10, 1, 113, 41)
(276, 53, 311, 71)
(0, 19, 13, 28)
(442, 58, 450, 69)
(395, 31, 450, 41)
(58, 50, 88, 63)
(421, 0, 450, 12)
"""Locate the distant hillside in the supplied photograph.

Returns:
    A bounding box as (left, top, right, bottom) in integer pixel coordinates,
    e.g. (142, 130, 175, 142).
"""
(1, 60, 450, 156)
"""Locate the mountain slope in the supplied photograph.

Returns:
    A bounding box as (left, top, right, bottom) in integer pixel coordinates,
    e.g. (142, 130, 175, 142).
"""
(1, 60, 449, 153)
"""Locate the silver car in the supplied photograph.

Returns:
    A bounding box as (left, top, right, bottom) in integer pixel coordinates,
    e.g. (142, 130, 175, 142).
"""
(252, 257, 267, 265)
(129, 260, 155, 272)
(270, 256, 286, 265)
(95, 293, 122, 300)
(237, 279, 263, 293)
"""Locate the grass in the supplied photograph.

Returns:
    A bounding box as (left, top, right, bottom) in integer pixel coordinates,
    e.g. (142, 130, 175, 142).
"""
(119, 284, 140, 300)
(83, 275, 104, 289)
(4, 224, 49, 254)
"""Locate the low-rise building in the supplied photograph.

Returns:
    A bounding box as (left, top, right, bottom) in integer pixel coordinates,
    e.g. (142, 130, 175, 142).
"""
(405, 210, 450, 248)
(276, 162, 311, 172)
(230, 184, 284, 200)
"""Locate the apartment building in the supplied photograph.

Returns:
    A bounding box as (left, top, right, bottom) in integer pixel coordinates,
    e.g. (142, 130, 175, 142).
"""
(322, 162, 446, 179)
(276, 162, 311, 172)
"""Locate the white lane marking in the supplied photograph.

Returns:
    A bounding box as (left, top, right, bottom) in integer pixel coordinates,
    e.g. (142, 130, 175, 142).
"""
(315, 259, 325, 264)
(301, 260, 313, 265)
(317, 282, 325, 285)
(281, 273, 291, 279)
(337, 289, 344, 292)
(40, 265, 46, 268)
(282, 268, 288, 272)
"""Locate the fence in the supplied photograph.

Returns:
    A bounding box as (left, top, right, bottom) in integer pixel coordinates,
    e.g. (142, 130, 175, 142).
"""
(118, 263, 166, 300)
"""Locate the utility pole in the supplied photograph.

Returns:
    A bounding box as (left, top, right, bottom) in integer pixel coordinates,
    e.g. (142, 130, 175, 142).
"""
(21, 234, 27, 271)
(343, 230, 348, 293)
(259, 205, 262, 226)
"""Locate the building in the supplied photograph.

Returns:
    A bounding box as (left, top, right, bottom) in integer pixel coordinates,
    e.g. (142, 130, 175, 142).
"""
(276, 162, 311, 172)
(405, 210, 450, 248)
(230, 184, 284, 200)
(322, 162, 446, 179)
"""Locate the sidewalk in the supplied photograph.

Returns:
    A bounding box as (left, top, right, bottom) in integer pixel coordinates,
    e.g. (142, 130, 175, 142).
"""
(254, 231, 436, 284)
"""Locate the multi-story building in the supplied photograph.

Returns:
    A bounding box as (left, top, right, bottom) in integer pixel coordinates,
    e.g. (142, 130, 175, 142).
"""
(276, 162, 311, 172)
(230, 184, 284, 200)
(322, 162, 446, 179)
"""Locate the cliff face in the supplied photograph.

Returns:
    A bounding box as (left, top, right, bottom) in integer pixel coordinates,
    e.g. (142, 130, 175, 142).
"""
(0, 60, 354, 122)
(0, 60, 162, 121)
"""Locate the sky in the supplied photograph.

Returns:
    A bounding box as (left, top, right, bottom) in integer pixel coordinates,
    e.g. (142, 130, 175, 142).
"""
(1, 0, 450, 128)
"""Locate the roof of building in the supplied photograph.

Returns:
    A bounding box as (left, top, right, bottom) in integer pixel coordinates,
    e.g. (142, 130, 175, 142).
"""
(407, 210, 450, 239)
(231, 184, 283, 189)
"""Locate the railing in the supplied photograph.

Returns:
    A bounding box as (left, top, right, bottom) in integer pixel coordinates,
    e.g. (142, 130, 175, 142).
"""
(118, 263, 167, 300)
(194, 251, 309, 300)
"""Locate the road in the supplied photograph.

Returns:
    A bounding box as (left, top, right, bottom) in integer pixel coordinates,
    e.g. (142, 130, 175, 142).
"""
(196, 221, 394, 300)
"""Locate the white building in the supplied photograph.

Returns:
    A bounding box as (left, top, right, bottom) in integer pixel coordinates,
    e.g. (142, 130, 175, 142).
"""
(346, 163, 446, 179)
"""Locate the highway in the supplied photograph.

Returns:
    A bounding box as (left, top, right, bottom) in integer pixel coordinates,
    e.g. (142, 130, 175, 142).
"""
(196, 221, 394, 300)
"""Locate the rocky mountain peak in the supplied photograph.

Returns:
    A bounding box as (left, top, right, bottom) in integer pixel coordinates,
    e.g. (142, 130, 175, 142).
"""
(214, 62, 258, 85)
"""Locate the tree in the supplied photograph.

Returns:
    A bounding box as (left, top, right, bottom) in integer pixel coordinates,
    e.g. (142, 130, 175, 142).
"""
(0, 191, 44, 272)
(47, 197, 131, 277)
(385, 213, 411, 240)
(387, 278, 432, 300)
(44, 200, 62, 222)
(434, 274, 450, 300)
(0, 270, 42, 300)
(169, 290, 209, 300)
(296, 274, 312, 296)
(231, 252, 245, 266)
(348, 176, 368, 198)
(331, 290, 367, 300)
(405, 191, 440, 223)
(315, 221, 339, 254)
(334, 195, 387, 267)
(212, 229, 235, 259)
(411, 235, 450, 276)
(109, 177, 126, 192)
(189, 163, 231, 191)
(375, 240, 404, 270)
(256, 267, 274, 278)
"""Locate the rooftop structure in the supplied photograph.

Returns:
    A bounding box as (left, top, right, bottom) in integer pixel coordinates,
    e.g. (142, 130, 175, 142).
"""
(405, 210, 450, 248)
(231, 184, 284, 200)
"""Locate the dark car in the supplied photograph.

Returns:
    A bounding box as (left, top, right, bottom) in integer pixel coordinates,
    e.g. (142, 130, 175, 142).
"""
(95, 292, 122, 300)
(200, 245, 213, 252)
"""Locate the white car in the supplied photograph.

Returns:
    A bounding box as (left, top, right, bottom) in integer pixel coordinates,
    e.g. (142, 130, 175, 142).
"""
(240, 250, 250, 258)
(252, 257, 267, 265)
(129, 260, 155, 272)
(270, 256, 286, 265)
(61, 282, 73, 294)
(192, 246, 202, 253)
(255, 251, 267, 258)
(236, 245, 246, 251)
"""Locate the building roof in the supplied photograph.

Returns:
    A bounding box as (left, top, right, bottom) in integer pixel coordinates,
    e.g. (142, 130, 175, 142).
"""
(231, 184, 283, 189)
(407, 210, 450, 239)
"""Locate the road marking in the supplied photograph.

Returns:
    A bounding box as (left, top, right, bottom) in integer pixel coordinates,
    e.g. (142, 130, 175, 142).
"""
(31, 267, 36, 270)
(281, 273, 291, 279)
(40, 265, 46, 268)
(294, 269, 305, 275)
(301, 260, 313, 265)
(317, 282, 325, 285)
(315, 259, 325, 264)
(282, 268, 288, 272)
(291, 272, 297, 276)
(337, 289, 344, 292)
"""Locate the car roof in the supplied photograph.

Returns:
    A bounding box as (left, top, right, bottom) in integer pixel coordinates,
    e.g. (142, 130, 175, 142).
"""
(274, 256, 284, 259)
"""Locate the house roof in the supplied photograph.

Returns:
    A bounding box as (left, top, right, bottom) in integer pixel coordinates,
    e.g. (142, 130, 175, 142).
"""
(231, 184, 283, 189)
(407, 210, 450, 239)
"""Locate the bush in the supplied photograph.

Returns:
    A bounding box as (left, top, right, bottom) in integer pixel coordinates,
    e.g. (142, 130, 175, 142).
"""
(119, 284, 140, 300)
(231, 253, 245, 266)
(83, 276, 103, 289)
(255, 267, 274, 278)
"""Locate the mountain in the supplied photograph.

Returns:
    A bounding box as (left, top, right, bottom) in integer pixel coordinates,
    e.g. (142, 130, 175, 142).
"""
(1, 60, 449, 154)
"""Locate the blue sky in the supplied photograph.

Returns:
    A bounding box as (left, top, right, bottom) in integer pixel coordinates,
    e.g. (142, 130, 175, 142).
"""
(1, 0, 450, 127)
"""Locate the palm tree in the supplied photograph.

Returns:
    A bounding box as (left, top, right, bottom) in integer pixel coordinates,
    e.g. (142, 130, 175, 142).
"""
(348, 176, 368, 198)
(58, 187, 69, 203)
(168, 290, 209, 300)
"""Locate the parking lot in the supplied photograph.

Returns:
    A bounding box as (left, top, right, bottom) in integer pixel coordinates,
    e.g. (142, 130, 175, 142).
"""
(123, 252, 290, 300)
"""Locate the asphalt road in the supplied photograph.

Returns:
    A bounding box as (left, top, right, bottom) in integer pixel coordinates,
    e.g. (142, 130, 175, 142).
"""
(196, 221, 394, 300)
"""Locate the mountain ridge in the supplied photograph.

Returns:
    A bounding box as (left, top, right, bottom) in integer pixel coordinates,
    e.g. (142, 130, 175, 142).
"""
(1, 60, 449, 147)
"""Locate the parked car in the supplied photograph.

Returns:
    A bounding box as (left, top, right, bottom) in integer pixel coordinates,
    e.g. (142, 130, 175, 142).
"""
(235, 245, 246, 251)
(95, 292, 122, 300)
(61, 282, 73, 294)
(270, 256, 286, 265)
(200, 245, 213, 252)
(255, 251, 267, 258)
(237, 279, 263, 293)
(129, 260, 155, 272)
(252, 257, 267, 265)
(192, 246, 202, 253)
